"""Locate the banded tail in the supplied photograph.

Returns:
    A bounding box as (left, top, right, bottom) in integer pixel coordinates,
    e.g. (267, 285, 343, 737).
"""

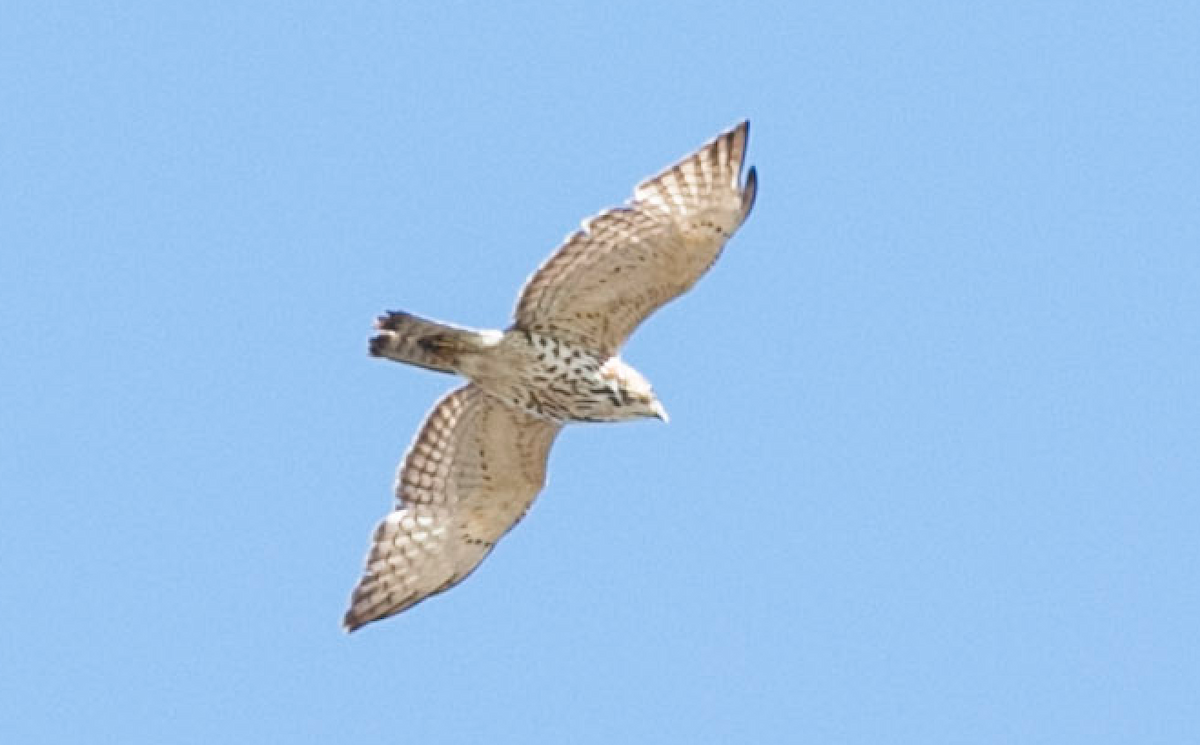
(369, 311, 494, 374)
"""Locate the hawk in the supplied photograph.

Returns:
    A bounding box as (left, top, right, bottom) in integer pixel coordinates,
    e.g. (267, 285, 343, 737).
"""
(344, 121, 757, 630)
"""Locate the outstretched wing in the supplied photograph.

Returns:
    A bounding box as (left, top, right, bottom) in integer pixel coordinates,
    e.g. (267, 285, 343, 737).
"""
(513, 121, 758, 356)
(344, 385, 561, 631)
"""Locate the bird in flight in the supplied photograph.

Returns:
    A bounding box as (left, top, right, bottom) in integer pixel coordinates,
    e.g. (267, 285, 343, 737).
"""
(344, 121, 757, 631)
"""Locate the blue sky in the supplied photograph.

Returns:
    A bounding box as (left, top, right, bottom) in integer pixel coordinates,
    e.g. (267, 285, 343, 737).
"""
(2, 1, 1198, 742)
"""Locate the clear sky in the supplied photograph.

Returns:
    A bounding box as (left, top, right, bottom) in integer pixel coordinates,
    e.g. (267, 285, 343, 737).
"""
(2, 1, 1198, 742)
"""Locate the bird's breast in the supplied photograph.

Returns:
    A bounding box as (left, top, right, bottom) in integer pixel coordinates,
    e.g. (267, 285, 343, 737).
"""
(465, 331, 627, 422)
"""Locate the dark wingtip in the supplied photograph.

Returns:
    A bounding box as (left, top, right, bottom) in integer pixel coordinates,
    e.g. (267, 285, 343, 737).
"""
(742, 165, 758, 216)
(718, 120, 747, 157)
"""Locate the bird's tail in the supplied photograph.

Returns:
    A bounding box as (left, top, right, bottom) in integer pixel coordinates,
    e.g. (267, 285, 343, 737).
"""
(368, 311, 495, 374)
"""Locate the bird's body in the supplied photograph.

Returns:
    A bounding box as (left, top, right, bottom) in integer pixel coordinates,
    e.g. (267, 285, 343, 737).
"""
(371, 314, 658, 423)
(344, 121, 757, 631)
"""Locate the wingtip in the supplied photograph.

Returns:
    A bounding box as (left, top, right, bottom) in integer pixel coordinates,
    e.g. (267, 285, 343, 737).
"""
(342, 606, 358, 632)
(728, 118, 753, 189)
(742, 165, 758, 216)
(343, 605, 372, 633)
(730, 119, 750, 149)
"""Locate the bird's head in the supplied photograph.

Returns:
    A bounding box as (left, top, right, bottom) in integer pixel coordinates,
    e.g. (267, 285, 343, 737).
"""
(599, 358, 669, 423)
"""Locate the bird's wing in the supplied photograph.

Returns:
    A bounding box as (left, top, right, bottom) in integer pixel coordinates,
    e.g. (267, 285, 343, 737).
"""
(344, 385, 561, 630)
(513, 121, 757, 356)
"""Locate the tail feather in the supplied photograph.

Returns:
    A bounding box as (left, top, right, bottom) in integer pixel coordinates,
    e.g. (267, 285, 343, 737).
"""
(369, 311, 489, 374)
